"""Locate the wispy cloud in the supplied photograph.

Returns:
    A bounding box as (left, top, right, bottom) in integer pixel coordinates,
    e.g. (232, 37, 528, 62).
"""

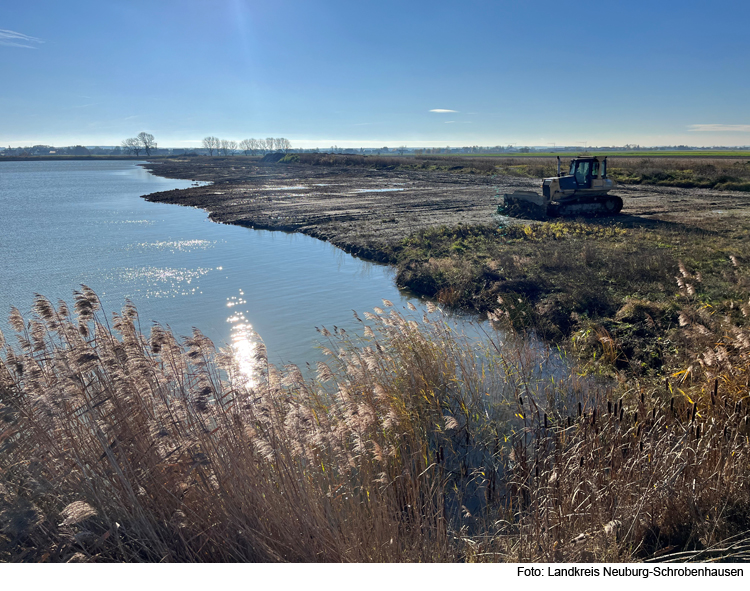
(430, 109, 457, 113)
(445, 121, 455, 124)
(688, 124, 750, 132)
(0, 29, 43, 49)
(66, 103, 99, 110)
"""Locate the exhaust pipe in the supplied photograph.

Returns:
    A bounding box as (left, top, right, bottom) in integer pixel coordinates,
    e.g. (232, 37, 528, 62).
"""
(557, 156, 561, 177)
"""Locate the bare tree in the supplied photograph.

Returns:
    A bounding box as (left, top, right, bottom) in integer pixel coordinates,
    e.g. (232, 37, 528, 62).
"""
(121, 137, 141, 156)
(266, 137, 275, 153)
(227, 140, 237, 155)
(397, 145, 407, 155)
(239, 139, 252, 155)
(219, 139, 231, 156)
(277, 138, 291, 153)
(202, 136, 219, 156)
(257, 139, 267, 154)
(137, 132, 157, 156)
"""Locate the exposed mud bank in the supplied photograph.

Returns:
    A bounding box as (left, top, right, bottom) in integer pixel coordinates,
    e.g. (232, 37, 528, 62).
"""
(140, 157, 541, 262)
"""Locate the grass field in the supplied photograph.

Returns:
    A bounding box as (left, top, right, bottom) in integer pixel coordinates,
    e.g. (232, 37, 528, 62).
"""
(449, 151, 750, 158)
(279, 152, 750, 192)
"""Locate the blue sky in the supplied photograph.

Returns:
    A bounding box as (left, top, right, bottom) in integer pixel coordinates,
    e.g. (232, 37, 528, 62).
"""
(2, 0, 749, 148)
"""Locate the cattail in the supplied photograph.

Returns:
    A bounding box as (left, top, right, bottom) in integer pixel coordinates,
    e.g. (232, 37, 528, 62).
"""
(578, 402, 582, 417)
(608, 400, 612, 415)
(619, 406, 624, 422)
(691, 403, 697, 423)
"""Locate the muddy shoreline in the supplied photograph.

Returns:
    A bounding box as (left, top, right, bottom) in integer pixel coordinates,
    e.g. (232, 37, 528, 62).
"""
(140, 156, 750, 264)
(139, 157, 539, 262)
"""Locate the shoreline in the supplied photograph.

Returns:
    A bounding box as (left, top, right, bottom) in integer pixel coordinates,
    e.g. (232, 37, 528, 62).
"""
(138, 156, 534, 265)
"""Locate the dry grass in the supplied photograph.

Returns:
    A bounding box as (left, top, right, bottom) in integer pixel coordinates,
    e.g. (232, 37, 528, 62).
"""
(280, 153, 750, 191)
(1, 278, 749, 562)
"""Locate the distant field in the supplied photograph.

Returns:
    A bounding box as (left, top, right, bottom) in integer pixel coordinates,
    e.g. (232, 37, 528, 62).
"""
(450, 151, 750, 158)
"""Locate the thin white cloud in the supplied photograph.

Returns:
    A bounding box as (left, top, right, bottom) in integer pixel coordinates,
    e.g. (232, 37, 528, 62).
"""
(688, 124, 750, 132)
(66, 103, 99, 110)
(0, 29, 43, 49)
(445, 121, 456, 124)
(429, 109, 457, 113)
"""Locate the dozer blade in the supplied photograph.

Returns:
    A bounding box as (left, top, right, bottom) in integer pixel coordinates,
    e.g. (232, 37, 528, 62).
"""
(500, 192, 550, 220)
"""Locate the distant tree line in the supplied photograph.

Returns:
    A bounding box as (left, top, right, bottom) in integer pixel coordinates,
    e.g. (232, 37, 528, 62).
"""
(121, 132, 157, 157)
(202, 136, 291, 156)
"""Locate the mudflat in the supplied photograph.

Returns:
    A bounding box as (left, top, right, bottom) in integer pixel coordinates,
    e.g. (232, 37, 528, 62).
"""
(141, 156, 750, 261)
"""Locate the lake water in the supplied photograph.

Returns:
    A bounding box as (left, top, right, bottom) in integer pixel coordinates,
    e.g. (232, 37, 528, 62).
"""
(0, 160, 434, 369)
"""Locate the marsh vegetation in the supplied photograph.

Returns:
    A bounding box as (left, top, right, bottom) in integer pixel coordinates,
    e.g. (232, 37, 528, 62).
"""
(2, 274, 750, 562)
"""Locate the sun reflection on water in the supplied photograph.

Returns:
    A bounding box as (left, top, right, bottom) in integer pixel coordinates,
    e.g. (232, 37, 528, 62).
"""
(226, 290, 262, 389)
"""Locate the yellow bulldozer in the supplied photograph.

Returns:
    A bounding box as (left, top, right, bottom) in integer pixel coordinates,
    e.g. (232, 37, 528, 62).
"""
(501, 156, 623, 218)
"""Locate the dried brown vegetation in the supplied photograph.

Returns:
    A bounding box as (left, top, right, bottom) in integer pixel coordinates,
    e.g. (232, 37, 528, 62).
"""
(279, 153, 750, 192)
(2, 277, 750, 562)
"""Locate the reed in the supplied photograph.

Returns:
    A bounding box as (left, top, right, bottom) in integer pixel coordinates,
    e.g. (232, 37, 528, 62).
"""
(1, 279, 749, 562)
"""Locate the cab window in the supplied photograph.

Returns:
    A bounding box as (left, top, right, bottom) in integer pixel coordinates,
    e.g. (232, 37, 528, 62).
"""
(591, 161, 599, 177)
(575, 161, 590, 185)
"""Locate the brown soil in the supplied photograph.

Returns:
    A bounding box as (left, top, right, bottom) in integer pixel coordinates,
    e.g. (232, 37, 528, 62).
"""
(141, 156, 750, 262)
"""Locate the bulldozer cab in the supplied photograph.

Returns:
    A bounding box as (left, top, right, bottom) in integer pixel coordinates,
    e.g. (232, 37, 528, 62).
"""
(567, 157, 606, 189)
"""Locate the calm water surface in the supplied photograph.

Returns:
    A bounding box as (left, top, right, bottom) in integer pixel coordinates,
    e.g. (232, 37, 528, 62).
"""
(0, 160, 431, 368)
